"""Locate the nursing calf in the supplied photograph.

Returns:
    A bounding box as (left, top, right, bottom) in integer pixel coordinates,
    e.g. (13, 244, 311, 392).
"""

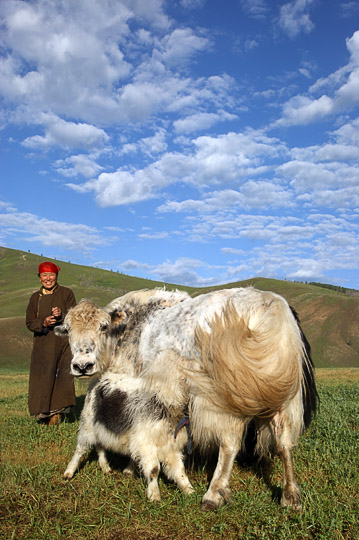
(64, 371, 193, 501)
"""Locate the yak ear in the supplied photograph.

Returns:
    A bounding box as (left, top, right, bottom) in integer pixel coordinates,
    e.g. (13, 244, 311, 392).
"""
(109, 310, 127, 337)
(54, 325, 68, 336)
(111, 310, 127, 325)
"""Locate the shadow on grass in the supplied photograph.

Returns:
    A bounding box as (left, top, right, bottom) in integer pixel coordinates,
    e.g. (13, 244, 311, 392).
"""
(74, 393, 86, 420)
(62, 393, 86, 423)
(67, 447, 134, 476)
(250, 457, 281, 505)
(237, 421, 282, 505)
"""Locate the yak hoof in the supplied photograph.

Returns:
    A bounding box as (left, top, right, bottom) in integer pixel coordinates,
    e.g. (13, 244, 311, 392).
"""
(218, 488, 232, 504)
(281, 489, 302, 511)
(201, 487, 231, 511)
(148, 492, 161, 503)
(201, 499, 218, 512)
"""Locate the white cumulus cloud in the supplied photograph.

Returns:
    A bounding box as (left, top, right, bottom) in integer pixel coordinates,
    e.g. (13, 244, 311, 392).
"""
(279, 0, 315, 38)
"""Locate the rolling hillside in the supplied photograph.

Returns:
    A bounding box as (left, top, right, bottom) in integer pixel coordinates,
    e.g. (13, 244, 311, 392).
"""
(1, 246, 358, 370)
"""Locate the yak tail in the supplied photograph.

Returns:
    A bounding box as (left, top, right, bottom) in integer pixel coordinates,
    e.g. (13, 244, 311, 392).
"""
(290, 307, 319, 428)
(190, 295, 309, 420)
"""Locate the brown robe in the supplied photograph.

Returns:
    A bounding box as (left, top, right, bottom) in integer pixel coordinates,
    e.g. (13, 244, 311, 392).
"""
(26, 284, 76, 417)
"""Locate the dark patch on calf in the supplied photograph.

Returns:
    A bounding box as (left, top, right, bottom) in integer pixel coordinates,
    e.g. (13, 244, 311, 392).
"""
(127, 390, 171, 424)
(148, 393, 170, 421)
(150, 466, 160, 479)
(94, 383, 133, 435)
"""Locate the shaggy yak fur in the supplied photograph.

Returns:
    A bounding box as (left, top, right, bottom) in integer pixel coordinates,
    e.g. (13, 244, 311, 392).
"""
(56, 287, 318, 511)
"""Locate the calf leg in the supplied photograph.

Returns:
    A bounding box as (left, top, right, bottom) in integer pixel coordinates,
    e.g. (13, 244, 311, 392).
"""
(123, 458, 136, 477)
(64, 440, 111, 478)
(270, 411, 302, 510)
(143, 460, 161, 502)
(137, 451, 162, 502)
(96, 444, 112, 474)
(162, 452, 194, 495)
(64, 441, 89, 479)
(201, 425, 244, 511)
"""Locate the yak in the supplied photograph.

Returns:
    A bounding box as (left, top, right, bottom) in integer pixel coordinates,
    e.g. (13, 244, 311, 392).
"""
(56, 287, 318, 511)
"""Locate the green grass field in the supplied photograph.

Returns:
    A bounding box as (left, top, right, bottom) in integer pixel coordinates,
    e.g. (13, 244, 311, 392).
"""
(1, 369, 358, 540)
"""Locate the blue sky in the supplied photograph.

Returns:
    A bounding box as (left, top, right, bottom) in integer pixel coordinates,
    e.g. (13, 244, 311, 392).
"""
(1, 0, 359, 289)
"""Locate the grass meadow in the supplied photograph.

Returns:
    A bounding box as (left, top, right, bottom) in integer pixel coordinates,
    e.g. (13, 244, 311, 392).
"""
(1, 369, 358, 540)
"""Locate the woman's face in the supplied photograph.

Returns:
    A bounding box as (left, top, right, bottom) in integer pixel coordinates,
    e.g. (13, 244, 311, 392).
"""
(39, 272, 57, 291)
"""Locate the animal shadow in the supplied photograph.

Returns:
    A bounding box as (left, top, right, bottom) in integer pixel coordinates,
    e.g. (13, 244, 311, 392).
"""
(186, 422, 281, 505)
(63, 394, 86, 423)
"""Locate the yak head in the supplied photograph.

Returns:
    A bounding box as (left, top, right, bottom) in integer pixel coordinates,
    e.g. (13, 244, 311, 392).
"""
(56, 289, 190, 377)
(55, 299, 126, 377)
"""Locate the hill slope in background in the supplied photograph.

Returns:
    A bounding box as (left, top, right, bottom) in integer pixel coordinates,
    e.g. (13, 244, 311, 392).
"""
(1, 247, 358, 370)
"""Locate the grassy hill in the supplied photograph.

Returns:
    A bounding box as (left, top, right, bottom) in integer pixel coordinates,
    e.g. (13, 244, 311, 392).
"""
(1, 246, 358, 370)
(0, 247, 196, 371)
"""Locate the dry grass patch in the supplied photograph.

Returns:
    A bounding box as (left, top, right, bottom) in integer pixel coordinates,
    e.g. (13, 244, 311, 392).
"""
(315, 367, 359, 384)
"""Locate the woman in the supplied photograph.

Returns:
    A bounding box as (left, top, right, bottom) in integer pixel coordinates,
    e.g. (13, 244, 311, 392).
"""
(26, 261, 76, 425)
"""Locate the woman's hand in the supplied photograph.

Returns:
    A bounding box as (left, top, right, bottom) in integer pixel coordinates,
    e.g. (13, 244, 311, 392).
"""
(43, 307, 62, 327)
(43, 315, 57, 327)
(52, 306, 62, 319)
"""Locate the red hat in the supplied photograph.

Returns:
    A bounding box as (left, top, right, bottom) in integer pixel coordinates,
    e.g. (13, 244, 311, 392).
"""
(38, 262, 60, 274)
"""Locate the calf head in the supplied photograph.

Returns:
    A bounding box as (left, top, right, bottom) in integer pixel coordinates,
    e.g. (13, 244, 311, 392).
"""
(55, 299, 126, 377)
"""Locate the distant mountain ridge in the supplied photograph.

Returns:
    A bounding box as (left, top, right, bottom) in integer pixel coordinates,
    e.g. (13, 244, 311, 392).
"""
(1, 246, 358, 370)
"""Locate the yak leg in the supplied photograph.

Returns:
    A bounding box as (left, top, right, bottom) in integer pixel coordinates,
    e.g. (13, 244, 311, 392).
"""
(201, 425, 244, 511)
(270, 411, 302, 510)
(123, 458, 136, 477)
(64, 441, 89, 479)
(96, 444, 112, 474)
(132, 430, 162, 501)
(139, 453, 162, 502)
(162, 451, 194, 495)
